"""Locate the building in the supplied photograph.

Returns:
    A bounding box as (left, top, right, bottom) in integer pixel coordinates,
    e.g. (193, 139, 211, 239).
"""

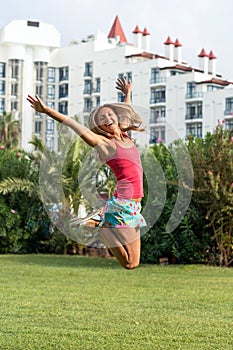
(0, 16, 232, 151)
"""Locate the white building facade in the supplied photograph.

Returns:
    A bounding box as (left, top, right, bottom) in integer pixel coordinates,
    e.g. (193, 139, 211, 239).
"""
(0, 17, 232, 151)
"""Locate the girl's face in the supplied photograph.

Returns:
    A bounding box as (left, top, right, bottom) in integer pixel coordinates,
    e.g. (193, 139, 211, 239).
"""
(96, 107, 119, 134)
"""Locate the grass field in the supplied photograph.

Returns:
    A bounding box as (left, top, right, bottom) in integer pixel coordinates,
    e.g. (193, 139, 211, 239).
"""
(0, 255, 233, 350)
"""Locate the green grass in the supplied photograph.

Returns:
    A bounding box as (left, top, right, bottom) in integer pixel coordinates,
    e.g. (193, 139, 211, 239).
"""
(0, 255, 233, 350)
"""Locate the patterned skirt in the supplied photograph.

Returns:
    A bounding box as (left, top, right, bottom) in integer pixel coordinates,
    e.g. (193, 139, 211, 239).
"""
(103, 196, 146, 229)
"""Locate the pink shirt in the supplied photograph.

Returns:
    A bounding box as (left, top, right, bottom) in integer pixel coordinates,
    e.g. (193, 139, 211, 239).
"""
(100, 141, 144, 199)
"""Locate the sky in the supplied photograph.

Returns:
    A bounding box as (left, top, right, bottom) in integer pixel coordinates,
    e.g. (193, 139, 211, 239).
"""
(1, 0, 233, 79)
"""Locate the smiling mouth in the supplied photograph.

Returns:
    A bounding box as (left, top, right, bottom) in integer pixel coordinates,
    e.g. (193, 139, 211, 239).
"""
(106, 121, 114, 127)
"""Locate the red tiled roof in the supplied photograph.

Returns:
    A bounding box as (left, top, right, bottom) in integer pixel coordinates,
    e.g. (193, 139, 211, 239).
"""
(142, 27, 150, 36)
(125, 52, 167, 60)
(132, 25, 142, 34)
(164, 36, 174, 45)
(161, 64, 193, 72)
(108, 15, 127, 43)
(198, 48, 209, 57)
(209, 50, 217, 59)
(196, 78, 230, 86)
(174, 38, 182, 47)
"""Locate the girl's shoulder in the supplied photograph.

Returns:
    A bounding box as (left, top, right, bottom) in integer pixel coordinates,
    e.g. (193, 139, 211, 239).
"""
(95, 137, 117, 159)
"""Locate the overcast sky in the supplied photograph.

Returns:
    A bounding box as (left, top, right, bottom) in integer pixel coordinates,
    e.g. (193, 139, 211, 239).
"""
(1, 0, 233, 79)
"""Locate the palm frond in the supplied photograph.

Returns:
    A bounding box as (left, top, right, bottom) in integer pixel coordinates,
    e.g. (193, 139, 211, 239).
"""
(0, 177, 37, 196)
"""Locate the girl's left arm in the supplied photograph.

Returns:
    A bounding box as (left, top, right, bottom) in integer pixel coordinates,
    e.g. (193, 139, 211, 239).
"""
(115, 77, 132, 104)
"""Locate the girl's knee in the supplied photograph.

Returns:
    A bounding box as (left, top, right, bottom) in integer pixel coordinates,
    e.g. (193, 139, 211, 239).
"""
(122, 260, 140, 270)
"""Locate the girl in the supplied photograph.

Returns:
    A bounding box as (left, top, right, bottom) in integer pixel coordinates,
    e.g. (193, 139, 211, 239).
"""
(27, 78, 146, 269)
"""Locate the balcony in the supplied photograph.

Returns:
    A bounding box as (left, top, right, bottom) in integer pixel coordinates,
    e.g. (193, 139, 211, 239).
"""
(83, 89, 92, 96)
(185, 92, 203, 99)
(185, 114, 203, 120)
(150, 77, 166, 85)
(150, 116, 166, 124)
(84, 71, 92, 79)
(150, 97, 166, 104)
(224, 109, 233, 117)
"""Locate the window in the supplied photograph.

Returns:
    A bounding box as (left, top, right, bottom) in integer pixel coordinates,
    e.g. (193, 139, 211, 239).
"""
(117, 73, 124, 80)
(46, 137, 54, 150)
(84, 98, 92, 112)
(35, 62, 47, 82)
(47, 85, 55, 99)
(9, 59, 22, 79)
(46, 119, 54, 134)
(150, 107, 166, 123)
(150, 88, 166, 103)
(84, 80, 92, 94)
(58, 101, 68, 115)
(95, 78, 101, 92)
(36, 85, 43, 96)
(126, 72, 132, 82)
(59, 84, 68, 98)
(151, 68, 159, 83)
(95, 96, 100, 107)
(84, 62, 92, 77)
(225, 119, 233, 131)
(0, 98, 5, 113)
(0, 63, 5, 78)
(11, 101, 18, 111)
(11, 83, 18, 96)
(186, 82, 196, 98)
(186, 102, 202, 119)
(47, 67, 56, 82)
(186, 123, 202, 138)
(149, 126, 165, 143)
(59, 67, 69, 81)
(225, 98, 233, 114)
(47, 101, 55, 109)
(117, 93, 125, 102)
(207, 84, 222, 91)
(35, 121, 42, 134)
(0, 81, 5, 95)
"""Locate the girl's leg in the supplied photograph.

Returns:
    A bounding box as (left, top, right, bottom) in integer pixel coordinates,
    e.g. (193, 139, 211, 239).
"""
(99, 227, 141, 269)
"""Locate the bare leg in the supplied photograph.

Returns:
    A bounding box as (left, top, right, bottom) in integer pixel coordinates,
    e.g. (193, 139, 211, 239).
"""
(99, 227, 141, 269)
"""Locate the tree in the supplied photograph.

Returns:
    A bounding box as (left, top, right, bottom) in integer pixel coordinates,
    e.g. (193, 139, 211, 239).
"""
(0, 111, 21, 148)
(188, 122, 233, 266)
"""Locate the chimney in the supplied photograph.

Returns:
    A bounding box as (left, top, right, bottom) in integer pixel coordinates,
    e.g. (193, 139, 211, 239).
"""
(142, 27, 150, 51)
(208, 50, 217, 76)
(132, 25, 142, 49)
(198, 48, 209, 75)
(174, 38, 182, 63)
(164, 36, 175, 61)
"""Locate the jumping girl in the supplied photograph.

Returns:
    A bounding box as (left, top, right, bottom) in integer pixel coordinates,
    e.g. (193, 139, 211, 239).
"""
(27, 78, 146, 269)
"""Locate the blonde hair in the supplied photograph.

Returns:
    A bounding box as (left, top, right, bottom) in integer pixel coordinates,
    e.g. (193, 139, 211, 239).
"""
(88, 103, 144, 137)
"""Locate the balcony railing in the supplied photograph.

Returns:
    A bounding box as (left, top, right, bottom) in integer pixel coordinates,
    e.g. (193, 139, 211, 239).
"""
(224, 109, 233, 116)
(185, 92, 203, 99)
(150, 116, 166, 124)
(150, 97, 166, 104)
(84, 71, 92, 78)
(150, 77, 166, 84)
(83, 89, 92, 95)
(185, 114, 203, 120)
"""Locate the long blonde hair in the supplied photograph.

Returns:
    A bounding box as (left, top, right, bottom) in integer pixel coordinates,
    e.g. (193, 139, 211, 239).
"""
(88, 103, 144, 137)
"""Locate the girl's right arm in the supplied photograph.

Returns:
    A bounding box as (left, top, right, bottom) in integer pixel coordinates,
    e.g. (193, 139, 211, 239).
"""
(27, 94, 104, 148)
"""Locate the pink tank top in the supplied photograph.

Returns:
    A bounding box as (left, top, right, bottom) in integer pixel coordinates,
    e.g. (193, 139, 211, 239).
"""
(100, 141, 144, 199)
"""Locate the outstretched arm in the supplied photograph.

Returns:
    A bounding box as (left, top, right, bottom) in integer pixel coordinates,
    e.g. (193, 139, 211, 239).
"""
(115, 77, 132, 104)
(27, 94, 103, 147)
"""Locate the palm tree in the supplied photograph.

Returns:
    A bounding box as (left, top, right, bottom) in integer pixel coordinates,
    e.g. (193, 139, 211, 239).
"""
(0, 111, 21, 148)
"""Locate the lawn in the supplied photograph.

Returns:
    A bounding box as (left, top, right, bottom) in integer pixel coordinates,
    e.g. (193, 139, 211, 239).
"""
(0, 255, 233, 350)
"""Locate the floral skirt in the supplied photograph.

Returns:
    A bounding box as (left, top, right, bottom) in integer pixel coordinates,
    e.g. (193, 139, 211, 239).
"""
(103, 196, 146, 229)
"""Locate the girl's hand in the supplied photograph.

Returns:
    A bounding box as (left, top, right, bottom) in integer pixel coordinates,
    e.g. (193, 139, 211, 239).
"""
(115, 77, 132, 96)
(27, 94, 47, 113)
